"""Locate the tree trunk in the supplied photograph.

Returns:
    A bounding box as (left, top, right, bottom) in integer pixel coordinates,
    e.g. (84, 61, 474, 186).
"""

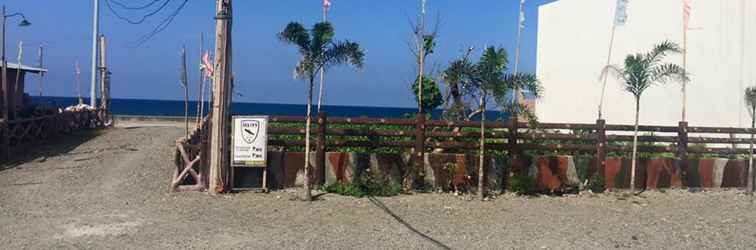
(478, 95, 486, 200)
(303, 78, 314, 201)
(630, 97, 640, 193)
(750, 106, 755, 193)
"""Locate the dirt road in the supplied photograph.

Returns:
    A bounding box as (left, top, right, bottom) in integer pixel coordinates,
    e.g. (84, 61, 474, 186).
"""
(2, 125, 756, 249)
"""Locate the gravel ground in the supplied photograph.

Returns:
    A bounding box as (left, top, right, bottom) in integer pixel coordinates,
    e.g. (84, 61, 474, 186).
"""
(2, 125, 756, 249)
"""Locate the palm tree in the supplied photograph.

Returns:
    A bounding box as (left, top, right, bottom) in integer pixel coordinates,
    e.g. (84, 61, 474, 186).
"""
(603, 41, 687, 193)
(744, 86, 756, 192)
(442, 47, 475, 121)
(278, 22, 365, 201)
(465, 46, 543, 199)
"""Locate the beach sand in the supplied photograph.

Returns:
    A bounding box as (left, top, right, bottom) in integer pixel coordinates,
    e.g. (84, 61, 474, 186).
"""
(1, 123, 756, 249)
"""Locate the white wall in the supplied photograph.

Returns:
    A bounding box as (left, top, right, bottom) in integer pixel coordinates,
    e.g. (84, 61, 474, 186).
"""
(536, 0, 755, 127)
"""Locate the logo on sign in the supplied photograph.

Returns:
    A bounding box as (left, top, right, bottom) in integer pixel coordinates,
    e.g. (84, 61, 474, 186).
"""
(240, 120, 260, 144)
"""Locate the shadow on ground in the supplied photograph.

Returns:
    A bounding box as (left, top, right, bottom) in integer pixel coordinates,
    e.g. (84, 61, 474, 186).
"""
(0, 129, 106, 171)
(368, 196, 452, 250)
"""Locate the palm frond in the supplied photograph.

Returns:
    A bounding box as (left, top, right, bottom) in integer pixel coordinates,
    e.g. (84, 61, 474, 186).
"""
(650, 63, 688, 83)
(278, 22, 310, 53)
(311, 22, 335, 56)
(324, 40, 365, 70)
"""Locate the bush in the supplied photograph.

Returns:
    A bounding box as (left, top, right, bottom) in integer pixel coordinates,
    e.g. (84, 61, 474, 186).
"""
(587, 173, 606, 193)
(509, 173, 535, 195)
(322, 169, 402, 197)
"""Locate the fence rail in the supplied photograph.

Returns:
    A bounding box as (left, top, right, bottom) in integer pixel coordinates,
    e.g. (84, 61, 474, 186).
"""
(173, 113, 756, 192)
(266, 114, 756, 182)
(1, 110, 102, 160)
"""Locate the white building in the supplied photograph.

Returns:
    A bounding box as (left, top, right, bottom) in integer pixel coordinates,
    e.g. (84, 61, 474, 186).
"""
(536, 0, 755, 127)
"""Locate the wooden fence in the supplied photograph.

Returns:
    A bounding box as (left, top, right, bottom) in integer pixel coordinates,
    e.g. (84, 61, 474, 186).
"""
(172, 113, 756, 191)
(0, 110, 103, 160)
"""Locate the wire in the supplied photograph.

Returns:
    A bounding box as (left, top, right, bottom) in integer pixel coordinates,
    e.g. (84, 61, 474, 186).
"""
(104, 0, 174, 25)
(135, 0, 189, 46)
(108, 0, 163, 10)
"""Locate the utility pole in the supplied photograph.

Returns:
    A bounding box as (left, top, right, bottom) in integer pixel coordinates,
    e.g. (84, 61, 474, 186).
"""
(209, 0, 233, 194)
(90, 0, 99, 108)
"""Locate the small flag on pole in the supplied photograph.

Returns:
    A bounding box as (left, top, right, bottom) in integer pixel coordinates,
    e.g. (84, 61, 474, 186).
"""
(614, 0, 629, 26)
(519, 0, 526, 29)
(683, 0, 692, 30)
(201, 51, 214, 78)
(324, 0, 332, 11)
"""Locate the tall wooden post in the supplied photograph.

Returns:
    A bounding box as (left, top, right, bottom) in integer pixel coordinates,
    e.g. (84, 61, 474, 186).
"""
(677, 121, 688, 186)
(414, 112, 426, 189)
(596, 119, 607, 181)
(316, 112, 327, 186)
(208, 0, 233, 194)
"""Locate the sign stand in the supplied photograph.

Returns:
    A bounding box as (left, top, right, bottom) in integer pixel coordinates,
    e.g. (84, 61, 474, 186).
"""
(231, 115, 269, 192)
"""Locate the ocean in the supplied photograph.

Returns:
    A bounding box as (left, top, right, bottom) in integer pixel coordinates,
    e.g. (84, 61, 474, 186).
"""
(30, 96, 504, 120)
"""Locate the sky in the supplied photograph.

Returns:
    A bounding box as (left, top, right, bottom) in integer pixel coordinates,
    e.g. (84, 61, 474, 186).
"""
(5, 0, 554, 108)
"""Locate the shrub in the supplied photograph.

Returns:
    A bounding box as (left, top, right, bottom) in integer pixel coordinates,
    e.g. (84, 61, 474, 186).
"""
(322, 169, 402, 197)
(586, 173, 606, 193)
(509, 173, 535, 195)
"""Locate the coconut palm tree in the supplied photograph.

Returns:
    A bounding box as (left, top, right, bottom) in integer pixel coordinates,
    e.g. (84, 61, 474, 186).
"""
(465, 46, 542, 199)
(603, 41, 687, 193)
(278, 22, 365, 201)
(744, 86, 756, 192)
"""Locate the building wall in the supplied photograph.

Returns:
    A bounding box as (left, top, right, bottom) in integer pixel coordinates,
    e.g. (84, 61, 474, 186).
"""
(536, 0, 755, 127)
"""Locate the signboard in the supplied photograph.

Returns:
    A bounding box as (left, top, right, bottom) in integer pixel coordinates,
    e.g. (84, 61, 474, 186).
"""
(231, 116, 268, 167)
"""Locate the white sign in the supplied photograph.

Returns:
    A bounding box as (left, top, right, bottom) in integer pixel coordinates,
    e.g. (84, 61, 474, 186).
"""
(232, 116, 268, 167)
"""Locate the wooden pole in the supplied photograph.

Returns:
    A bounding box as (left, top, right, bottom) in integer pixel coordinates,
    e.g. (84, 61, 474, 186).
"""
(181, 45, 189, 138)
(208, 0, 233, 195)
(316, 112, 327, 186)
(197, 33, 204, 126)
(37, 46, 43, 97)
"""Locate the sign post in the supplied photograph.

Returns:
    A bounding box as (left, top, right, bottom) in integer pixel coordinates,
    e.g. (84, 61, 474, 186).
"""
(231, 115, 268, 191)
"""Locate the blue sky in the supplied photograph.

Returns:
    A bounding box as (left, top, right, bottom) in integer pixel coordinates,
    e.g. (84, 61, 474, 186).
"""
(6, 0, 553, 108)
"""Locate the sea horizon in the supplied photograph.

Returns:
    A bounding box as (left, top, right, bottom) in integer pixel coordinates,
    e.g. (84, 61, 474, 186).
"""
(30, 96, 504, 120)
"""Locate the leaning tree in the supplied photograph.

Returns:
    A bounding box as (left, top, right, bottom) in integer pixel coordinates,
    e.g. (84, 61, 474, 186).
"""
(603, 41, 687, 193)
(278, 22, 365, 201)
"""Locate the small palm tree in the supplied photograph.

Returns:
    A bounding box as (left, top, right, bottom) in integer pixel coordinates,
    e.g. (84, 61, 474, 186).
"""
(744, 86, 756, 192)
(603, 41, 687, 193)
(278, 22, 365, 201)
(465, 46, 542, 199)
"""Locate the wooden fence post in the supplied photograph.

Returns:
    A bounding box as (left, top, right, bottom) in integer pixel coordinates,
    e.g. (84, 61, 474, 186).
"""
(677, 121, 688, 186)
(316, 112, 327, 186)
(596, 119, 607, 181)
(507, 117, 519, 187)
(414, 112, 426, 188)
